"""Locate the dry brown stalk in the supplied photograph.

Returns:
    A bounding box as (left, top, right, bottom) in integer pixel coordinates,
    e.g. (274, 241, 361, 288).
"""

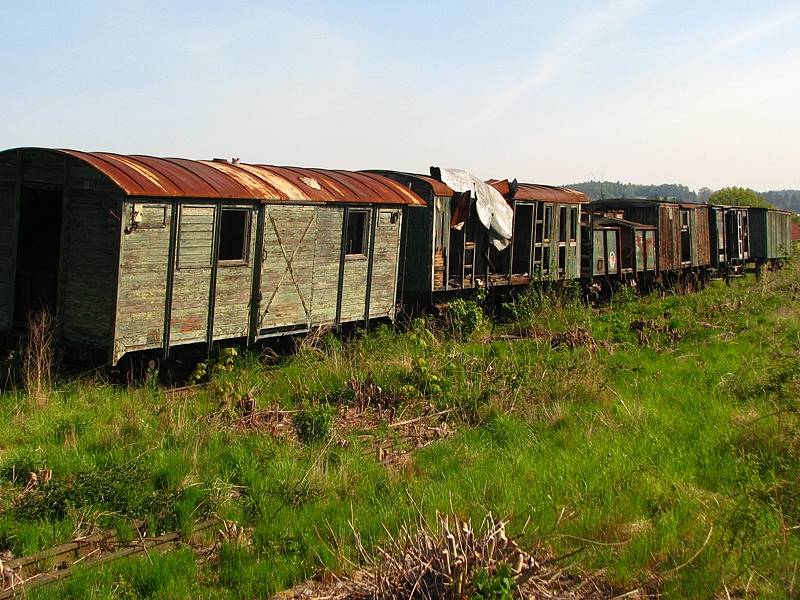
(21, 309, 57, 405)
(273, 513, 621, 599)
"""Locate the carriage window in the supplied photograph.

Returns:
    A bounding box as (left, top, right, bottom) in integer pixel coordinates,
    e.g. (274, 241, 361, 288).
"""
(346, 210, 368, 256)
(218, 208, 250, 262)
(570, 207, 578, 241)
(558, 206, 568, 242)
(134, 204, 167, 229)
(543, 205, 553, 240)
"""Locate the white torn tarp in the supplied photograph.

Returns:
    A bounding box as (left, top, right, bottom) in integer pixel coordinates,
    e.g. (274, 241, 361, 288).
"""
(435, 167, 513, 250)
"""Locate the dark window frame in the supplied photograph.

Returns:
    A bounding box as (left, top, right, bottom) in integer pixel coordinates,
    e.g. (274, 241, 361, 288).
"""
(558, 206, 568, 243)
(569, 207, 579, 242)
(543, 205, 553, 241)
(345, 209, 369, 257)
(217, 207, 252, 265)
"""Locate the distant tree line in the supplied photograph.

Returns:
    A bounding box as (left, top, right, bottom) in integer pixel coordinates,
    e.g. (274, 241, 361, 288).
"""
(564, 181, 800, 213)
(762, 190, 800, 213)
(563, 181, 698, 202)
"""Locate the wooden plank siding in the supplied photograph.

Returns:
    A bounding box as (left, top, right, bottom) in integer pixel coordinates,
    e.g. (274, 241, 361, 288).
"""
(114, 201, 172, 358)
(310, 207, 344, 325)
(170, 205, 214, 346)
(213, 205, 257, 340)
(60, 190, 119, 347)
(259, 206, 317, 330)
(0, 183, 16, 332)
(368, 209, 403, 318)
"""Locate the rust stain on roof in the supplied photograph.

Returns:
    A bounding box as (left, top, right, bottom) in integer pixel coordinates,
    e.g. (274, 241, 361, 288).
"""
(52, 149, 425, 206)
(488, 179, 589, 204)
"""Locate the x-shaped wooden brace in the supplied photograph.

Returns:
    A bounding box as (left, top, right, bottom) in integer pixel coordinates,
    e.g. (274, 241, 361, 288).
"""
(260, 210, 315, 324)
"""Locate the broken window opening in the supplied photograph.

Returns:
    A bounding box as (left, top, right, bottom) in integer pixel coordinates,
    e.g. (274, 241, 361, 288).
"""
(570, 207, 578, 242)
(346, 209, 368, 256)
(543, 205, 553, 241)
(218, 208, 250, 262)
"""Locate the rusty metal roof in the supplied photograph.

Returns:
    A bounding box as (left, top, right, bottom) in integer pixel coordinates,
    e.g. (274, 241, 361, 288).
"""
(363, 170, 455, 198)
(594, 215, 656, 230)
(487, 180, 588, 204)
(54, 149, 425, 206)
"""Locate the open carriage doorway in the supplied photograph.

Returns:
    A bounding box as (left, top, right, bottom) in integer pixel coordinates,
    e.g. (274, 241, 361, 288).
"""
(14, 186, 63, 329)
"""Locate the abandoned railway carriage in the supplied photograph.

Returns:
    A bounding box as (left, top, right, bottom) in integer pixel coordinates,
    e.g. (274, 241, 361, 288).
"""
(591, 198, 712, 284)
(0, 148, 423, 365)
(1, 146, 793, 367)
(490, 181, 589, 284)
(374, 170, 589, 303)
(747, 207, 792, 265)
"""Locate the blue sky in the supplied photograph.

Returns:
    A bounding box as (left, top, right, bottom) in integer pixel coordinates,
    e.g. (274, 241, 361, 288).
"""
(1, 0, 798, 190)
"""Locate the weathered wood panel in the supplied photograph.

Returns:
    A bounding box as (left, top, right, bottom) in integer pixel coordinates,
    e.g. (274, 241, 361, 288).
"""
(213, 205, 257, 340)
(170, 205, 214, 345)
(0, 150, 17, 180)
(259, 206, 316, 330)
(20, 149, 63, 183)
(339, 208, 371, 322)
(368, 208, 402, 318)
(0, 183, 16, 332)
(114, 201, 172, 358)
(311, 207, 343, 325)
(692, 207, 711, 266)
(60, 189, 119, 347)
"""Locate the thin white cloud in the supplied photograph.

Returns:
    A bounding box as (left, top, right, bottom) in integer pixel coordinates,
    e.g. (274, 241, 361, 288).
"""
(704, 5, 800, 58)
(470, 0, 655, 126)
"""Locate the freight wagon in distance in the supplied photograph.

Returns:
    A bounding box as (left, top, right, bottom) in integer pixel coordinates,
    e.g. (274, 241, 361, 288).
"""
(0, 148, 423, 365)
(372, 170, 589, 304)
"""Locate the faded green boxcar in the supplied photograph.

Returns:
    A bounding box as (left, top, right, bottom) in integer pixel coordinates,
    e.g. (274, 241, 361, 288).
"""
(748, 207, 792, 261)
(0, 148, 423, 364)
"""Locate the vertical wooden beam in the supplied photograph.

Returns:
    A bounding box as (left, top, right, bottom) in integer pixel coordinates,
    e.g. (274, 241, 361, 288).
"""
(162, 200, 179, 359)
(248, 203, 265, 346)
(335, 206, 349, 328)
(507, 201, 515, 282)
(363, 205, 378, 329)
(529, 202, 537, 276)
(108, 194, 125, 365)
(206, 201, 222, 356)
(56, 159, 69, 335)
(484, 229, 490, 289)
(8, 150, 22, 330)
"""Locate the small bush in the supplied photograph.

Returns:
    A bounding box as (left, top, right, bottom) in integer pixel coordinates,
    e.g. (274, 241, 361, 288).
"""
(472, 563, 515, 599)
(293, 404, 335, 445)
(447, 298, 484, 340)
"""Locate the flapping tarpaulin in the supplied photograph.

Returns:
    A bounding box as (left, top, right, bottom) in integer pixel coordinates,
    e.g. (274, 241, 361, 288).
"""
(433, 167, 513, 250)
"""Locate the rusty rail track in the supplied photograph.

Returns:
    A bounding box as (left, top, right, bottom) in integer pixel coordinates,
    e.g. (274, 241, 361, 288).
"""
(0, 517, 220, 598)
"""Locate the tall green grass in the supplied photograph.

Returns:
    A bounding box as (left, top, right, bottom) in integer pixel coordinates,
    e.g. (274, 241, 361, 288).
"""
(0, 263, 798, 598)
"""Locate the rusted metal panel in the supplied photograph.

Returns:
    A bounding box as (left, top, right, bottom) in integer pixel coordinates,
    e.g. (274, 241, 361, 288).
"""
(3, 148, 426, 206)
(490, 180, 589, 204)
(365, 171, 454, 200)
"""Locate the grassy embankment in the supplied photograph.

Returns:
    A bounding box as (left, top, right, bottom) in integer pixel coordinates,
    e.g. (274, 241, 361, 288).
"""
(1, 261, 799, 598)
